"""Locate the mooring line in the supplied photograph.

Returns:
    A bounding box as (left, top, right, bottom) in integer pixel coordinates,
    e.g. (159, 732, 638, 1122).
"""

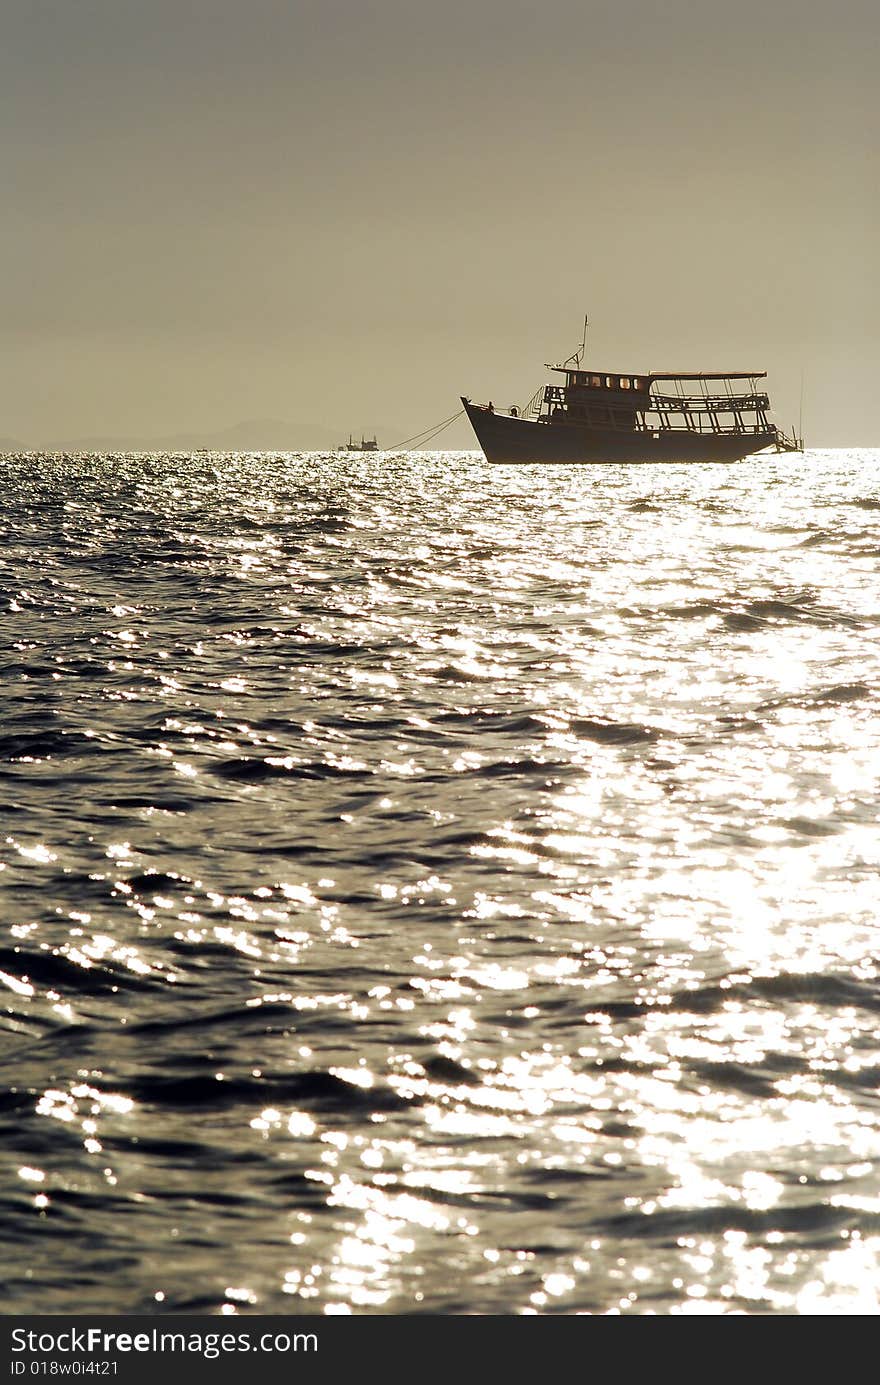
(384, 408, 465, 452)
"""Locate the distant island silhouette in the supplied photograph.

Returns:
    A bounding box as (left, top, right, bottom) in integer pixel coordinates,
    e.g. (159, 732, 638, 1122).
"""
(0, 418, 402, 454)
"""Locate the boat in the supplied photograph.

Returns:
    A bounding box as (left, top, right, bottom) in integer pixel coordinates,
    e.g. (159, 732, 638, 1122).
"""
(337, 434, 379, 452)
(461, 330, 803, 464)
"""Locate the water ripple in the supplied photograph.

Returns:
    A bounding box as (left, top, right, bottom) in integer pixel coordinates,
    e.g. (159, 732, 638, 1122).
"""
(2, 448, 880, 1314)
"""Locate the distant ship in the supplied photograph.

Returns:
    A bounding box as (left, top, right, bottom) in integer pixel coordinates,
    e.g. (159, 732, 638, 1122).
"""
(462, 327, 803, 464)
(337, 434, 379, 452)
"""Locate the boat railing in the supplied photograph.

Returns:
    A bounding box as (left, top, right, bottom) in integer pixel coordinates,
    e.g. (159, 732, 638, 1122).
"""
(520, 384, 545, 419)
(544, 382, 770, 414)
(650, 391, 770, 412)
(635, 415, 773, 435)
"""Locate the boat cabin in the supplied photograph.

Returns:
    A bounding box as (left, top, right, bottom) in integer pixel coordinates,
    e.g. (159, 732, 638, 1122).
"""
(542, 365, 772, 437)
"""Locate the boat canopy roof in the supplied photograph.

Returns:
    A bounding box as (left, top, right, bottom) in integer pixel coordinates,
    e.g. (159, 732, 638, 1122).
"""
(647, 370, 767, 382)
(550, 365, 766, 381)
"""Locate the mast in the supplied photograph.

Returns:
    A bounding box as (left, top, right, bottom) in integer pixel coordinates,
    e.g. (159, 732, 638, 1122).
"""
(563, 314, 589, 369)
(578, 314, 588, 367)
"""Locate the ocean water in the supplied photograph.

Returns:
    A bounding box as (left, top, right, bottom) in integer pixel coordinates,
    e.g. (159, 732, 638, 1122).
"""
(1, 447, 879, 1316)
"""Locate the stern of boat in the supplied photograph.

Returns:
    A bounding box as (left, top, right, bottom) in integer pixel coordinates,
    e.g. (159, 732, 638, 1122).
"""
(773, 424, 805, 453)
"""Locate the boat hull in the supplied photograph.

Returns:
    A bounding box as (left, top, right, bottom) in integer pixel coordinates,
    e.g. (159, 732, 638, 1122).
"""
(461, 399, 779, 464)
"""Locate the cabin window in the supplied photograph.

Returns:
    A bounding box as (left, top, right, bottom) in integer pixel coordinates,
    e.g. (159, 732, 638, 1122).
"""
(590, 375, 602, 387)
(620, 377, 631, 389)
(605, 376, 613, 388)
(632, 377, 643, 390)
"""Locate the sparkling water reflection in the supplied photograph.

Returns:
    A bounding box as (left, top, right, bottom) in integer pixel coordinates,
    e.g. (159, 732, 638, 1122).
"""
(1, 448, 879, 1314)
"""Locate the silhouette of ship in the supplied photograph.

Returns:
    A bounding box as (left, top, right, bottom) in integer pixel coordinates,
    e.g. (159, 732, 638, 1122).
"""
(337, 434, 379, 452)
(462, 326, 803, 464)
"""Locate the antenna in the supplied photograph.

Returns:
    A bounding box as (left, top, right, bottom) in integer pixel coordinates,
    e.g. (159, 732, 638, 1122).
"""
(798, 367, 805, 450)
(562, 313, 590, 370)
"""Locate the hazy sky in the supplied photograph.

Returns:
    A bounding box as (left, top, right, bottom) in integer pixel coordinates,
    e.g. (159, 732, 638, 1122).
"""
(1, 0, 877, 446)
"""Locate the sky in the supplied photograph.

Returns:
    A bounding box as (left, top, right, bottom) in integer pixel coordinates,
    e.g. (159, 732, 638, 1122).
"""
(1, 0, 877, 448)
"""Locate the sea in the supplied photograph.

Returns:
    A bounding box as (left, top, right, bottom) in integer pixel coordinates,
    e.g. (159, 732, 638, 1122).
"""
(1, 447, 879, 1316)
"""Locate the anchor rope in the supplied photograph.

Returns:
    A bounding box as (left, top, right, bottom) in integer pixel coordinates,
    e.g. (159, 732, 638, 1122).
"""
(384, 408, 465, 452)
